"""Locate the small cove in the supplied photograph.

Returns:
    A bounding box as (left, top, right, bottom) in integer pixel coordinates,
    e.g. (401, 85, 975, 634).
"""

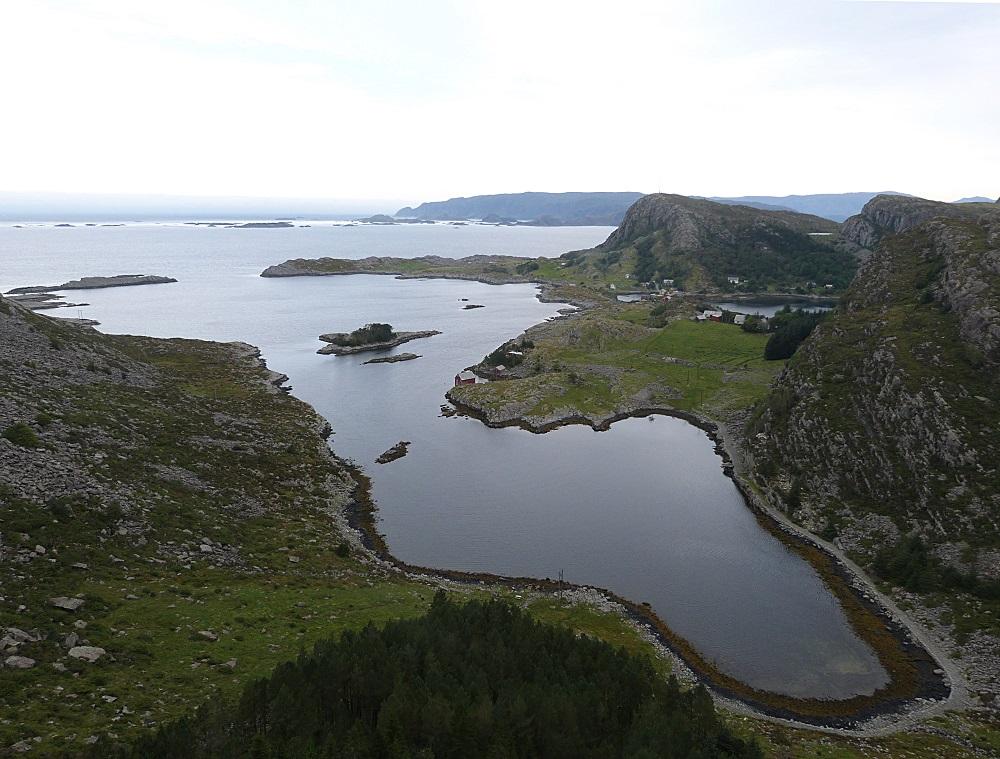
(1, 222, 888, 701)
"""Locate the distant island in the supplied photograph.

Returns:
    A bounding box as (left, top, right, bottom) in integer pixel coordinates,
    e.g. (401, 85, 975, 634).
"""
(317, 323, 440, 355)
(395, 191, 643, 226)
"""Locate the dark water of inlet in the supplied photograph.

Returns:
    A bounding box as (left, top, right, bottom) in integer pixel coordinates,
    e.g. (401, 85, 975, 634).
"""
(0, 221, 886, 699)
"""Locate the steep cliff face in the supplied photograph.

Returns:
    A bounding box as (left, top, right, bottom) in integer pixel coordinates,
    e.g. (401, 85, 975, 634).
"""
(564, 194, 853, 291)
(748, 211, 1000, 577)
(841, 194, 996, 251)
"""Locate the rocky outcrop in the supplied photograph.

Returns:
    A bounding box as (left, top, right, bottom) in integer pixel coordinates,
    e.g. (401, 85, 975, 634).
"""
(317, 330, 440, 355)
(363, 353, 420, 364)
(840, 195, 996, 251)
(375, 441, 410, 464)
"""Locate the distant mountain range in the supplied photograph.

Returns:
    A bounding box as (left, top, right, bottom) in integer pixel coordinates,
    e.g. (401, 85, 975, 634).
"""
(395, 190, 987, 225)
(395, 192, 644, 226)
(953, 196, 996, 204)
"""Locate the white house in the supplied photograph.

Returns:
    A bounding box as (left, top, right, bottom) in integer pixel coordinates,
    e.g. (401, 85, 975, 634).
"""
(727, 275, 741, 285)
(733, 314, 747, 326)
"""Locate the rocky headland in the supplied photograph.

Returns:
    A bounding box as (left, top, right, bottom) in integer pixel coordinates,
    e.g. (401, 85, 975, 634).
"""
(7, 274, 177, 293)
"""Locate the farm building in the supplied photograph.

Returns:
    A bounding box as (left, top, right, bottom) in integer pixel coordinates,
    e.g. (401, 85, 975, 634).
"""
(454, 370, 477, 386)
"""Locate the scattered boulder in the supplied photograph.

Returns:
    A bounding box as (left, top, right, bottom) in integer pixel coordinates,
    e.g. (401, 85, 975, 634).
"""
(5, 628, 40, 644)
(196, 630, 218, 642)
(49, 597, 85, 612)
(4, 656, 36, 669)
(68, 645, 106, 663)
(64, 632, 79, 649)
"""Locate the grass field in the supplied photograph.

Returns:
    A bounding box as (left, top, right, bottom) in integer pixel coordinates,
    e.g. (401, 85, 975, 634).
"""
(452, 305, 783, 425)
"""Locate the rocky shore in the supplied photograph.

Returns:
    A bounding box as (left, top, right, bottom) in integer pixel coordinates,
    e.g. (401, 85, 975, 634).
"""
(317, 330, 440, 355)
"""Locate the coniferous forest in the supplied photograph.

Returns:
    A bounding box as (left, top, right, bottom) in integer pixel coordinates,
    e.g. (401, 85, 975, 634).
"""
(86, 595, 761, 759)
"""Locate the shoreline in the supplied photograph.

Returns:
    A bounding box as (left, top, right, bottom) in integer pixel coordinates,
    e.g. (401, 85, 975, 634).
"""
(438, 396, 952, 720)
(259, 267, 961, 732)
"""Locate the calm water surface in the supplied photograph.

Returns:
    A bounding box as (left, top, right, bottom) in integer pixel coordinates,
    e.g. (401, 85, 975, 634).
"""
(0, 222, 886, 699)
(713, 299, 835, 317)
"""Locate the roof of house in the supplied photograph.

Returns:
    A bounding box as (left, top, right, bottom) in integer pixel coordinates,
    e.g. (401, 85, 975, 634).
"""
(456, 370, 476, 381)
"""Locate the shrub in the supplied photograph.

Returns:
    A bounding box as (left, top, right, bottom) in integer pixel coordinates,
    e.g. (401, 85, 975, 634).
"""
(2, 423, 40, 448)
(335, 541, 350, 558)
(331, 323, 396, 347)
(764, 309, 826, 360)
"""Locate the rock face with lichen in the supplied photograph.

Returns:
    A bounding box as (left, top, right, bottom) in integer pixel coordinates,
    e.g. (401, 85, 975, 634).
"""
(747, 209, 1000, 579)
(840, 194, 997, 252)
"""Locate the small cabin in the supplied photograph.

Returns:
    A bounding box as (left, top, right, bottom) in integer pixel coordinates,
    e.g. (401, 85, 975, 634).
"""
(733, 314, 747, 326)
(454, 370, 477, 386)
(727, 275, 741, 285)
(697, 310, 723, 322)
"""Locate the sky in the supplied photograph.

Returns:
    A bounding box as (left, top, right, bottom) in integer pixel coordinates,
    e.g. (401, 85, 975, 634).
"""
(1, 0, 998, 210)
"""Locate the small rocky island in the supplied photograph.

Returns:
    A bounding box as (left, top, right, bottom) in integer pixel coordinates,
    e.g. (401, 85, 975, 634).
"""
(317, 323, 440, 355)
(363, 352, 420, 364)
(375, 441, 410, 464)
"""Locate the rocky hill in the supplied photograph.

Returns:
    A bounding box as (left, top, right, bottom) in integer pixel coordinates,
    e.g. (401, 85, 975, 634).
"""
(841, 194, 997, 251)
(747, 209, 1000, 578)
(395, 191, 643, 225)
(561, 193, 854, 292)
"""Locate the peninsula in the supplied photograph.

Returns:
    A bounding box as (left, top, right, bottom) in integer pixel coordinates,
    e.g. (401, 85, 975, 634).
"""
(6, 274, 177, 293)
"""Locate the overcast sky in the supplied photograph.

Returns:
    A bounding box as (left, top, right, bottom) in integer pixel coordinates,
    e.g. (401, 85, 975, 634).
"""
(2, 0, 998, 208)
